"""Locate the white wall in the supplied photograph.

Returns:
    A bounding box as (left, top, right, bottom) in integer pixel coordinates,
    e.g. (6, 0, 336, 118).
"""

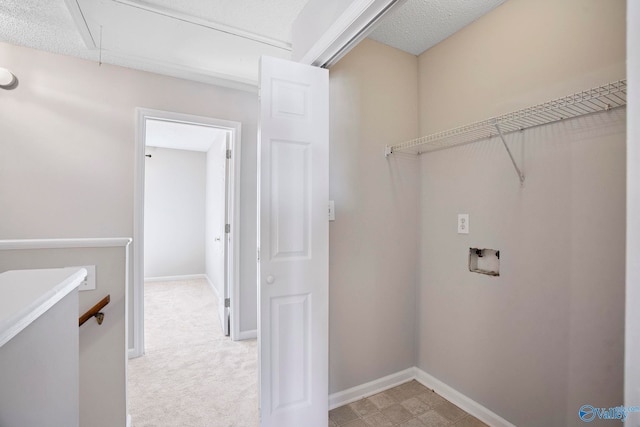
(416, 0, 626, 425)
(0, 42, 259, 344)
(328, 38, 420, 394)
(144, 147, 206, 278)
(205, 140, 227, 304)
(626, 1, 640, 425)
(419, 114, 625, 427)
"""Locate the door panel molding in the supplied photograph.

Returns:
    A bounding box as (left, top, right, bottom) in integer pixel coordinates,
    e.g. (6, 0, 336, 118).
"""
(258, 56, 329, 427)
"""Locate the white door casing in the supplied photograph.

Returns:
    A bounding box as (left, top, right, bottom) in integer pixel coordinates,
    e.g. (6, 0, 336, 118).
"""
(223, 131, 232, 336)
(132, 109, 242, 357)
(208, 134, 230, 336)
(258, 56, 329, 427)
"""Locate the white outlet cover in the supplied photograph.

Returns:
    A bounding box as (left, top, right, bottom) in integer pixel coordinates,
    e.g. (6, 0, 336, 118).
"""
(458, 214, 469, 234)
(329, 200, 335, 221)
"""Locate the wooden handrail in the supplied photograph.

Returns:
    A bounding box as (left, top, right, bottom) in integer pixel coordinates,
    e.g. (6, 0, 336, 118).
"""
(79, 295, 110, 326)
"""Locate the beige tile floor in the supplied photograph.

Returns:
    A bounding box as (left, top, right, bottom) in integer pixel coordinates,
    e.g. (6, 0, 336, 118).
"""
(329, 380, 488, 427)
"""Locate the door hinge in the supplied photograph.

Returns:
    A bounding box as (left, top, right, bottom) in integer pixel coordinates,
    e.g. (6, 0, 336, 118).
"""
(226, 149, 232, 159)
(224, 298, 230, 308)
(225, 224, 231, 233)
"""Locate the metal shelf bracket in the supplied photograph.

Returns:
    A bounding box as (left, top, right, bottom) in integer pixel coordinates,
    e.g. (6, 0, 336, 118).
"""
(494, 124, 525, 186)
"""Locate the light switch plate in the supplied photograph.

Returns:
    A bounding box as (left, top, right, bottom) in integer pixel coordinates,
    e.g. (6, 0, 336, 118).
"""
(458, 214, 469, 234)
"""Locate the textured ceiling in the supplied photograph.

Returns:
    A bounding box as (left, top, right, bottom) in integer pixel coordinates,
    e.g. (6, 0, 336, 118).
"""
(0, 0, 94, 61)
(369, 0, 507, 56)
(0, 0, 507, 89)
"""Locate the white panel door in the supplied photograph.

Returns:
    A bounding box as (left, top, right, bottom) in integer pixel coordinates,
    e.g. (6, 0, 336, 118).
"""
(258, 56, 329, 427)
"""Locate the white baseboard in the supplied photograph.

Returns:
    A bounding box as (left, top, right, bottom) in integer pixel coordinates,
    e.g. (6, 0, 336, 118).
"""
(237, 329, 257, 340)
(328, 367, 515, 427)
(128, 347, 143, 359)
(329, 368, 415, 410)
(414, 368, 516, 427)
(144, 274, 207, 282)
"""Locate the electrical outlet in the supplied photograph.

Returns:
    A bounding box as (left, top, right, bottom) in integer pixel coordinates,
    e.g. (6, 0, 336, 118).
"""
(458, 214, 469, 234)
(70, 265, 96, 291)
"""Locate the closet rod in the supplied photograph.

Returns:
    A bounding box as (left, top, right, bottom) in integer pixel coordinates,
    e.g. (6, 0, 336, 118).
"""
(385, 79, 627, 157)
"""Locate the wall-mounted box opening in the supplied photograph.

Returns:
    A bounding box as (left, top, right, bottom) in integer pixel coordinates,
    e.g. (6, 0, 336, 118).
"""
(469, 248, 500, 276)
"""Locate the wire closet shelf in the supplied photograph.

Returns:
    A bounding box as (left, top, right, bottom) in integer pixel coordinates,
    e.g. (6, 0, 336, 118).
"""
(385, 80, 627, 157)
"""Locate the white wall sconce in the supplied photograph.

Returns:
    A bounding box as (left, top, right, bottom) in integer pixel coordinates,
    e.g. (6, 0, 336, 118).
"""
(0, 68, 17, 89)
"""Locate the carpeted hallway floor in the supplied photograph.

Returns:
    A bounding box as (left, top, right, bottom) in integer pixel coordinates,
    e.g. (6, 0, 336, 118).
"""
(128, 279, 258, 427)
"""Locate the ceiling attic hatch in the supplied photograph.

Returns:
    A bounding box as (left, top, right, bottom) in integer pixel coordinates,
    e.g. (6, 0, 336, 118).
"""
(62, 0, 310, 90)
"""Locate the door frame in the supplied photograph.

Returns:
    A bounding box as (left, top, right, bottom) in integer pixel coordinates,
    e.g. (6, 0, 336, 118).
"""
(131, 108, 242, 358)
(293, 0, 404, 67)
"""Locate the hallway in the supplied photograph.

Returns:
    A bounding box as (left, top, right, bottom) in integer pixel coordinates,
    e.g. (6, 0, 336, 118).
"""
(128, 279, 257, 427)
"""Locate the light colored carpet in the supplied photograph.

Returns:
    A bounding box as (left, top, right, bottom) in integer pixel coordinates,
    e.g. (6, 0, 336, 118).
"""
(128, 279, 258, 427)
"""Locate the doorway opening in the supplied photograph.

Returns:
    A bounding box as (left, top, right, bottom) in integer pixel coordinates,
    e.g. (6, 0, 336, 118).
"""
(128, 109, 258, 425)
(132, 109, 243, 356)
